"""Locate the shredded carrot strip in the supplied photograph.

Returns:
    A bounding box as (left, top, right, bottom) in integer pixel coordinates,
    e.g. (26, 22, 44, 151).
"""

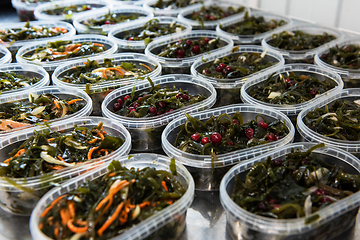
(95, 196, 110, 212)
(98, 149, 108, 156)
(105, 67, 124, 75)
(50, 165, 65, 170)
(139, 201, 150, 208)
(47, 138, 55, 142)
(5, 148, 26, 163)
(93, 43, 104, 47)
(4, 158, 11, 163)
(97, 131, 105, 140)
(108, 172, 116, 177)
(57, 155, 65, 162)
(87, 147, 98, 160)
(67, 219, 88, 233)
(162, 181, 168, 192)
(52, 52, 67, 55)
(60, 208, 70, 226)
(119, 209, 128, 225)
(69, 202, 75, 218)
(54, 225, 59, 239)
(42, 119, 48, 122)
(67, 99, 83, 105)
(167, 200, 173, 205)
(101, 69, 108, 79)
(41, 195, 66, 218)
(139, 63, 152, 71)
(39, 223, 44, 230)
(53, 99, 60, 109)
(101, 125, 107, 135)
(76, 220, 88, 226)
(97, 202, 124, 236)
(87, 138, 98, 144)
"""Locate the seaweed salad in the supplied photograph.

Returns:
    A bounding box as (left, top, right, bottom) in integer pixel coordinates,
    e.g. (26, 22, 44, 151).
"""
(320, 44, 360, 69)
(82, 11, 141, 27)
(0, 71, 41, 94)
(188, 5, 245, 22)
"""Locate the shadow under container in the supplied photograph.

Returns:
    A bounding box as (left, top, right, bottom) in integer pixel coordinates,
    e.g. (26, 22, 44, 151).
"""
(261, 24, 343, 64)
(30, 153, 195, 240)
(0, 45, 12, 64)
(0, 86, 93, 137)
(15, 34, 118, 75)
(177, 1, 247, 30)
(73, 6, 154, 35)
(190, 45, 284, 108)
(108, 16, 192, 53)
(0, 116, 132, 215)
(52, 53, 162, 116)
(143, 0, 203, 17)
(145, 30, 234, 74)
(33, 0, 110, 23)
(315, 38, 360, 88)
(102, 74, 216, 153)
(240, 64, 344, 125)
(216, 10, 292, 45)
(220, 142, 360, 240)
(297, 88, 360, 157)
(161, 104, 295, 191)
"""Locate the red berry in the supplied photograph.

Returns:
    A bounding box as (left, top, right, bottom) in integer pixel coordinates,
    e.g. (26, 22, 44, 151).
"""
(176, 93, 182, 99)
(288, 80, 295, 86)
(204, 37, 210, 43)
(232, 119, 240, 124)
(209, 16, 215, 20)
(124, 95, 131, 101)
(210, 132, 222, 145)
(202, 69, 210, 75)
(310, 90, 317, 95)
(273, 158, 282, 167)
(227, 141, 233, 145)
(158, 101, 166, 108)
(138, 97, 143, 101)
(149, 106, 156, 114)
(176, 48, 185, 58)
(245, 128, 254, 139)
(192, 45, 200, 53)
(133, 102, 139, 108)
(225, 66, 232, 72)
(258, 121, 268, 129)
(219, 63, 226, 69)
(285, 78, 291, 82)
(216, 66, 222, 72)
(267, 133, 275, 141)
(105, 20, 110, 25)
(201, 137, 209, 145)
(128, 106, 136, 112)
(168, 109, 174, 112)
(186, 39, 192, 45)
(182, 94, 189, 101)
(191, 133, 200, 142)
(113, 102, 121, 111)
(116, 98, 123, 105)
(314, 189, 329, 196)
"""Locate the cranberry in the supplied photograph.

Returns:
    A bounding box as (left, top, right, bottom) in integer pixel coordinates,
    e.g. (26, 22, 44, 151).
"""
(202, 69, 210, 75)
(258, 121, 268, 129)
(225, 66, 232, 72)
(137, 97, 143, 101)
(216, 66, 222, 72)
(301, 158, 308, 165)
(285, 78, 291, 82)
(273, 204, 280, 209)
(149, 106, 157, 114)
(176, 93, 182, 99)
(314, 189, 329, 196)
(258, 202, 267, 210)
(232, 119, 240, 125)
(209, 15, 215, 20)
(116, 98, 123, 105)
(222, 69, 228, 76)
(201, 137, 209, 145)
(219, 63, 226, 69)
(227, 141, 233, 145)
(182, 94, 189, 101)
(191, 133, 200, 142)
(133, 102, 139, 108)
(204, 37, 210, 43)
(124, 95, 131, 101)
(273, 158, 282, 167)
(105, 20, 110, 25)
(176, 48, 185, 58)
(321, 197, 332, 203)
(268, 198, 277, 204)
(113, 102, 121, 111)
(158, 101, 166, 108)
(245, 128, 254, 139)
(267, 133, 275, 141)
(186, 39, 192, 45)
(192, 45, 200, 53)
(210, 132, 222, 144)
(128, 106, 136, 112)
(310, 90, 317, 95)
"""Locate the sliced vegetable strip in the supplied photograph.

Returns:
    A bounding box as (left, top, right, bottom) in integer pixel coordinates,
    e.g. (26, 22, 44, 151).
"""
(0, 71, 40, 93)
(83, 10, 141, 27)
(42, 4, 101, 16)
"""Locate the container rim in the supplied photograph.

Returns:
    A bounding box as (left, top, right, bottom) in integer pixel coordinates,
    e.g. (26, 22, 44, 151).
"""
(0, 45, 12, 64)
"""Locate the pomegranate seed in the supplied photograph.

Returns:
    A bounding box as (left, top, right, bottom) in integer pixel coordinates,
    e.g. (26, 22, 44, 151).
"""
(137, 97, 143, 101)
(310, 90, 317, 95)
(219, 63, 226, 69)
(273, 204, 280, 209)
(128, 37, 134, 41)
(182, 94, 189, 101)
(224, 12, 230, 17)
(209, 16, 215, 20)
(105, 20, 110, 25)
(225, 66, 232, 71)
(205, 14, 210, 19)
(201, 137, 209, 145)
(344, 46, 351, 51)
(216, 66, 222, 72)
(158, 101, 166, 108)
(128, 107, 136, 112)
(113, 102, 121, 111)
(314, 189, 329, 196)
(275, 134, 281, 140)
(202, 69, 210, 75)
(258, 202, 267, 210)
(192, 45, 200, 53)
(273, 158, 282, 167)
(288, 80, 295, 86)
(191, 133, 200, 142)
(149, 106, 156, 114)
(258, 121, 268, 129)
(176, 93, 182, 99)
(124, 95, 131, 101)
(204, 37, 210, 43)
(116, 98, 123, 105)
(245, 128, 254, 139)
(133, 103, 139, 108)
(176, 48, 185, 57)
(210, 132, 222, 145)
(168, 109, 174, 112)
(267, 133, 275, 141)
(232, 119, 240, 124)
(285, 78, 291, 82)
(186, 39, 192, 45)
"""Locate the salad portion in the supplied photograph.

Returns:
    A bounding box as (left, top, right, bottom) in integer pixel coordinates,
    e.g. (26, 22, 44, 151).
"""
(320, 44, 360, 69)
(82, 11, 142, 27)
(0, 71, 41, 94)
(187, 5, 245, 22)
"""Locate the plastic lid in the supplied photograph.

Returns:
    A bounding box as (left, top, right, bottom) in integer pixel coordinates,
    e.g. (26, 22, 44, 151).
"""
(143, 0, 203, 17)
(52, 52, 162, 93)
(108, 16, 192, 51)
(220, 142, 360, 236)
(145, 30, 234, 69)
(102, 74, 217, 129)
(190, 45, 285, 89)
(109, 0, 147, 6)
(30, 153, 194, 240)
(240, 63, 344, 116)
(0, 45, 12, 64)
(216, 10, 293, 44)
(178, 1, 247, 30)
(15, 34, 118, 72)
(297, 88, 360, 153)
(0, 86, 93, 136)
(161, 103, 295, 168)
(33, 0, 110, 21)
(0, 63, 49, 95)
(314, 38, 360, 79)
(0, 20, 76, 52)
(11, 0, 44, 11)
(261, 23, 344, 60)
(73, 6, 154, 34)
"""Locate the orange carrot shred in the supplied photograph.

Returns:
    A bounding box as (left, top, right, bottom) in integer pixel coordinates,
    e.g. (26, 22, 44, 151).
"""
(47, 138, 55, 142)
(139, 201, 150, 208)
(139, 63, 152, 71)
(87, 138, 98, 144)
(41, 195, 66, 218)
(60, 208, 70, 226)
(162, 181, 168, 192)
(88, 147, 98, 160)
(105, 67, 124, 75)
(67, 219, 88, 233)
(69, 202, 75, 218)
(93, 43, 104, 47)
(97, 131, 105, 140)
(108, 172, 116, 177)
(57, 156, 65, 162)
(67, 99, 83, 105)
(53, 99, 60, 109)
(97, 202, 124, 236)
(54, 225, 59, 239)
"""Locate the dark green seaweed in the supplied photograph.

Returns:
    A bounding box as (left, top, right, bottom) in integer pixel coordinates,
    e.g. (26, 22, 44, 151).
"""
(320, 44, 360, 69)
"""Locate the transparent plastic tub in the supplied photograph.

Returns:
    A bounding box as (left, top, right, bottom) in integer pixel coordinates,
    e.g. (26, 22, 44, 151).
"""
(145, 30, 234, 74)
(161, 104, 295, 190)
(0, 20, 76, 60)
(178, 1, 247, 30)
(143, 0, 203, 17)
(216, 10, 292, 45)
(110, 0, 147, 6)
(15, 34, 118, 73)
(0, 63, 50, 96)
(0, 45, 12, 65)
(73, 6, 154, 35)
(34, 0, 110, 22)
(297, 88, 360, 155)
(102, 74, 216, 153)
(261, 24, 344, 63)
(241, 64, 344, 121)
(30, 153, 195, 240)
(314, 38, 360, 88)
(0, 116, 131, 215)
(190, 45, 285, 107)
(220, 142, 360, 240)
(52, 53, 162, 116)
(0, 86, 93, 137)
(11, 0, 52, 21)
(108, 16, 192, 53)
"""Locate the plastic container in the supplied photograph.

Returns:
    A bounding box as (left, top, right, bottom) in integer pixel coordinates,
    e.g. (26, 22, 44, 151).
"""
(261, 24, 343, 63)
(220, 142, 360, 240)
(30, 153, 195, 240)
(0, 63, 49, 96)
(145, 30, 234, 74)
(108, 16, 192, 53)
(297, 88, 360, 155)
(161, 104, 295, 190)
(0, 116, 131, 215)
(34, 0, 110, 22)
(143, 0, 203, 17)
(314, 38, 360, 88)
(216, 10, 292, 45)
(0, 45, 12, 65)
(0, 20, 76, 60)
(73, 6, 154, 34)
(109, 0, 147, 6)
(178, 1, 247, 30)
(53, 52, 162, 116)
(102, 74, 217, 153)
(15, 34, 118, 73)
(11, 0, 52, 21)
(190, 45, 285, 107)
(0, 86, 93, 137)
(241, 64, 344, 121)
